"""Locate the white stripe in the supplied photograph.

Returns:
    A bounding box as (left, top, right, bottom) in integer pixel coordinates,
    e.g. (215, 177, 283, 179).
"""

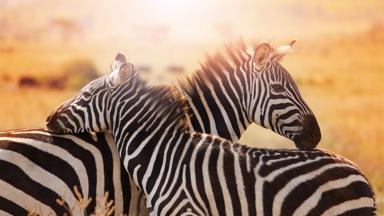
(146, 130, 182, 197)
(272, 163, 358, 216)
(293, 174, 370, 216)
(217, 141, 234, 215)
(265, 154, 300, 166)
(232, 144, 248, 216)
(145, 124, 177, 198)
(158, 136, 187, 197)
(175, 86, 204, 133)
(5, 133, 107, 202)
(123, 112, 169, 175)
(222, 64, 252, 134)
(161, 184, 184, 216)
(0, 209, 13, 216)
(0, 151, 82, 215)
(181, 164, 205, 216)
(0, 137, 90, 198)
(66, 106, 85, 126)
(265, 156, 329, 181)
(169, 199, 190, 216)
(59, 134, 106, 200)
(202, 142, 220, 215)
(255, 155, 265, 216)
(189, 135, 209, 214)
(156, 139, 192, 209)
(194, 81, 218, 135)
(208, 71, 245, 141)
(103, 133, 124, 215)
(0, 180, 56, 215)
(320, 197, 374, 216)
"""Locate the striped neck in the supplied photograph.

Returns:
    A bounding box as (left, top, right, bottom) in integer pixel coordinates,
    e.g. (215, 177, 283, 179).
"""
(178, 41, 253, 141)
(108, 81, 188, 194)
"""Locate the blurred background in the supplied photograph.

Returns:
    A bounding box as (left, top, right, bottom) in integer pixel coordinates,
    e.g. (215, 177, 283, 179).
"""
(0, 0, 383, 213)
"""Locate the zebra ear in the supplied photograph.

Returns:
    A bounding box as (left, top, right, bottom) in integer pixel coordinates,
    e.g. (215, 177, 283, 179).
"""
(253, 42, 272, 67)
(117, 63, 135, 82)
(113, 53, 127, 70)
(108, 56, 134, 87)
(274, 40, 296, 61)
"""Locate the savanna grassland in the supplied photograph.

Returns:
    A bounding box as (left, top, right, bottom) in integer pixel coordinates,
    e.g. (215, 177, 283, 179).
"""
(0, 30, 383, 214)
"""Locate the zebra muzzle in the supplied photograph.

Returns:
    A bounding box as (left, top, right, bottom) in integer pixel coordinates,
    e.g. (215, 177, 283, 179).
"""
(293, 114, 321, 150)
(46, 112, 66, 134)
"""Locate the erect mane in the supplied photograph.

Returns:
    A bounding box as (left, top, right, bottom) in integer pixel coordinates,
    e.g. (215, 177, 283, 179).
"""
(178, 39, 277, 95)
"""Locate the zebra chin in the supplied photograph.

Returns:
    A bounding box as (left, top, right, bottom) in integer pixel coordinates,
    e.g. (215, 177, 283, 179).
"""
(293, 114, 321, 150)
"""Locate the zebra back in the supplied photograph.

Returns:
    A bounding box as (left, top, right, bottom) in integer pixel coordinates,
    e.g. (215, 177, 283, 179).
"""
(0, 129, 147, 215)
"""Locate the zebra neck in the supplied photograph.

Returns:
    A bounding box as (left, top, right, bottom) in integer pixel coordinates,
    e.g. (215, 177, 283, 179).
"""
(113, 124, 189, 196)
(180, 73, 251, 142)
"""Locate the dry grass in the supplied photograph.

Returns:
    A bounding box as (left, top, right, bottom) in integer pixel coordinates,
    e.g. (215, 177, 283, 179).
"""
(0, 32, 383, 213)
(28, 186, 119, 216)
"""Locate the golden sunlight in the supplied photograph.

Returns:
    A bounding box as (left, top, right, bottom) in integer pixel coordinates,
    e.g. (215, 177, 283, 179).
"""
(140, 0, 205, 25)
(0, 0, 383, 213)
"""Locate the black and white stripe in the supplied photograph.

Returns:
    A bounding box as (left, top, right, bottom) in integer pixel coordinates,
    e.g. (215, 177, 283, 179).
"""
(179, 40, 320, 149)
(0, 41, 319, 215)
(0, 129, 146, 215)
(46, 54, 376, 215)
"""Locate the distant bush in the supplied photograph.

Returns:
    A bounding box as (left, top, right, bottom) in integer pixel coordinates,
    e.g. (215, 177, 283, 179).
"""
(18, 76, 41, 88)
(166, 65, 185, 74)
(61, 59, 99, 90)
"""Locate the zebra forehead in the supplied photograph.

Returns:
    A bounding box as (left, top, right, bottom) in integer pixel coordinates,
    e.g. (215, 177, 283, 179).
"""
(77, 76, 106, 93)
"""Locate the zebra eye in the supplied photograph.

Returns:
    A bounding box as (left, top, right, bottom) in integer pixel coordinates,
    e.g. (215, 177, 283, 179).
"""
(82, 91, 92, 98)
(271, 83, 285, 93)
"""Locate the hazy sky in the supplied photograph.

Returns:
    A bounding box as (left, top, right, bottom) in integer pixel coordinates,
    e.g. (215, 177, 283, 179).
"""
(1, 0, 383, 42)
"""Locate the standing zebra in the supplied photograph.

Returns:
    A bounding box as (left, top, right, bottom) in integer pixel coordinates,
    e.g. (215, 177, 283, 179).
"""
(47, 55, 376, 215)
(0, 40, 319, 215)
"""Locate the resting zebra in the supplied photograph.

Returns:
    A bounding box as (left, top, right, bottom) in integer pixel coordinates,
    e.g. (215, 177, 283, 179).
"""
(0, 41, 320, 215)
(47, 54, 376, 215)
(178, 40, 320, 148)
(0, 42, 320, 215)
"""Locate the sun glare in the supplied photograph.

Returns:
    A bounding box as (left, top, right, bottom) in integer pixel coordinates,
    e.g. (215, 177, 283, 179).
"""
(144, 0, 204, 25)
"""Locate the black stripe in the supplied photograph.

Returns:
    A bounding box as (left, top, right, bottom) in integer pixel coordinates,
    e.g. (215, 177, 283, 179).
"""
(262, 157, 337, 214)
(337, 207, 375, 216)
(222, 141, 242, 215)
(208, 142, 226, 216)
(0, 196, 29, 215)
(281, 167, 363, 215)
(0, 160, 67, 215)
(2, 141, 82, 193)
(194, 137, 212, 215)
(308, 181, 374, 215)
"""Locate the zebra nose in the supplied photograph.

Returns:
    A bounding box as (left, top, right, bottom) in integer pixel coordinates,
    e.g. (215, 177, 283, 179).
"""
(294, 114, 321, 150)
(46, 114, 53, 123)
(46, 112, 62, 134)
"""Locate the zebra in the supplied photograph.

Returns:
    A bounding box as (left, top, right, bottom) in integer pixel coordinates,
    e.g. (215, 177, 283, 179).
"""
(0, 40, 319, 215)
(46, 54, 376, 215)
(0, 129, 146, 215)
(178, 40, 320, 148)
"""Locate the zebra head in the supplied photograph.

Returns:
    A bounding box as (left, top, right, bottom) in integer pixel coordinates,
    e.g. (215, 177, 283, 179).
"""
(246, 41, 321, 149)
(46, 53, 137, 134)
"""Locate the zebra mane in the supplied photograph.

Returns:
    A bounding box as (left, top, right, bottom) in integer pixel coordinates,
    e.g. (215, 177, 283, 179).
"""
(133, 76, 189, 130)
(178, 39, 276, 95)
